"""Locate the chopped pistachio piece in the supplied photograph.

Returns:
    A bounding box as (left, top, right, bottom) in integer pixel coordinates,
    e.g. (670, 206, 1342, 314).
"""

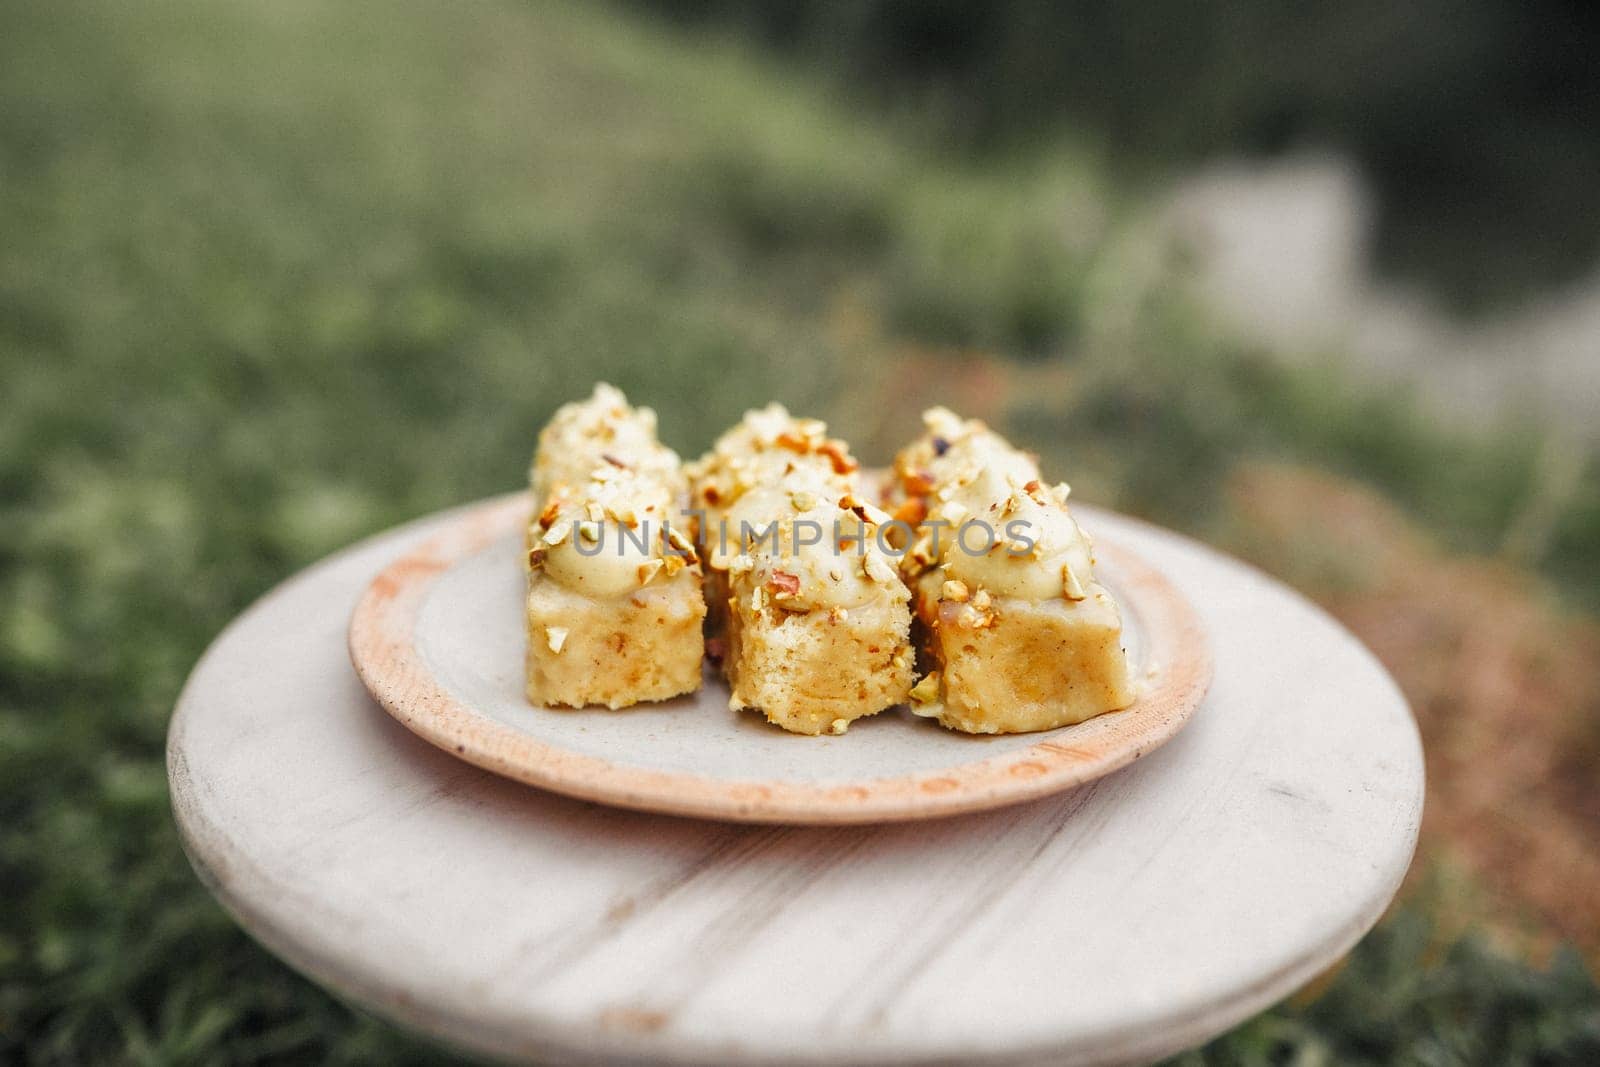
(909, 671, 942, 704)
(1061, 562, 1087, 601)
(544, 626, 569, 654)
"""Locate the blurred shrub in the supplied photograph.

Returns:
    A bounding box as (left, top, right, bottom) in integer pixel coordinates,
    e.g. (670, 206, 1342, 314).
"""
(636, 0, 1600, 308)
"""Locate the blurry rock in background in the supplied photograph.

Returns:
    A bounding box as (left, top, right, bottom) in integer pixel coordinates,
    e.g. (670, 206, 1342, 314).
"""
(640, 0, 1600, 450)
(637, 0, 1600, 308)
(1167, 154, 1600, 439)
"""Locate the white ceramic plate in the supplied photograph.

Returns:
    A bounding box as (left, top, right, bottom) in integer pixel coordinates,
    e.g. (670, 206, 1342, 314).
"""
(349, 490, 1211, 824)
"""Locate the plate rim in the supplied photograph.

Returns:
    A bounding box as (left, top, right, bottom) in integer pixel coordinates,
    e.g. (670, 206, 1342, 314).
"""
(348, 490, 1212, 824)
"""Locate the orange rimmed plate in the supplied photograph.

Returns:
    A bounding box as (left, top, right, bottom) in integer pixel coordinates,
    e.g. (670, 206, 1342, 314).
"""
(348, 487, 1211, 824)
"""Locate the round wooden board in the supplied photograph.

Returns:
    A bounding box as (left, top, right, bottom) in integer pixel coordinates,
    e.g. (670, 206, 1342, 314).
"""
(168, 500, 1423, 1066)
(347, 492, 1211, 824)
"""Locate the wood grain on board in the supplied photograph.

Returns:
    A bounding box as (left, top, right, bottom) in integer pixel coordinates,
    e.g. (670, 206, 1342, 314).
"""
(169, 499, 1422, 1066)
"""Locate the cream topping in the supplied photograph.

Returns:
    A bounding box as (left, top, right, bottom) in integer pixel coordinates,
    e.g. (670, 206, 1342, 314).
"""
(694, 406, 904, 611)
(531, 383, 683, 501)
(897, 407, 1101, 603)
(688, 404, 859, 571)
(527, 384, 697, 599)
(731, 499, 895, 612)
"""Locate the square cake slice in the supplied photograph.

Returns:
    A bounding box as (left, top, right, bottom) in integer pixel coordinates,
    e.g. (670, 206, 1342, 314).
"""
(893, 407, 1135, 733)
(525, 384, 704, 708)
(720, 498, 914, 735)
(525, 564, 705, 709)
(690, 408, 913, 735)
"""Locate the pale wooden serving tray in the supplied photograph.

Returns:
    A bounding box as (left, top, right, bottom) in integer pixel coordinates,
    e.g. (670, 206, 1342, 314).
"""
(170, 499, 1423, 1065)
(347, 489, 1211, 824)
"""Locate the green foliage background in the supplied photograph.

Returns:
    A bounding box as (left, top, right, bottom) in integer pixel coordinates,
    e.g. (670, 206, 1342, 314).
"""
(2, 1, 1597, 1062)
(636, 0, 1600, 309)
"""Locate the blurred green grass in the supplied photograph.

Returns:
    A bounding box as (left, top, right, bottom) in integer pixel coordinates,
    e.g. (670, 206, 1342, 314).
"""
(2, 0, 1597, 1062)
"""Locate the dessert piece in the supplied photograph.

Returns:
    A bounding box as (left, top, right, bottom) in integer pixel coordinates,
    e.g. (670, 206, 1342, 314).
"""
(891, 408, 1135, 734)
(524, 386, 704, 708)
(685, 405, 859, 635)
(530, 383, 685, 504)
(689, 407, 913, 735)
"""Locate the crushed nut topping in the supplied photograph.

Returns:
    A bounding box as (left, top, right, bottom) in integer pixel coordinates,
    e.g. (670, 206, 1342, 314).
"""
(605, 501, 639, 526)
(892, 498, 927, 527)
(942, 579, 970, 602)
(664, 525, 698, 562)
(905, 535, 938, 575)
(955, 603, 997, 630)
(863, 552, 896, 584)
(636, 559, 664, 585)
(909, 671, 942, 703)
(839, 493, 892, 527)
(544, 626, 569, 654)
(1062, 562, 1087, 601)
(766, 571, 801, 599)
(1023, 479, 1054, 506)
(774, 430, 812, 453)
(817, 440, 858, 475)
